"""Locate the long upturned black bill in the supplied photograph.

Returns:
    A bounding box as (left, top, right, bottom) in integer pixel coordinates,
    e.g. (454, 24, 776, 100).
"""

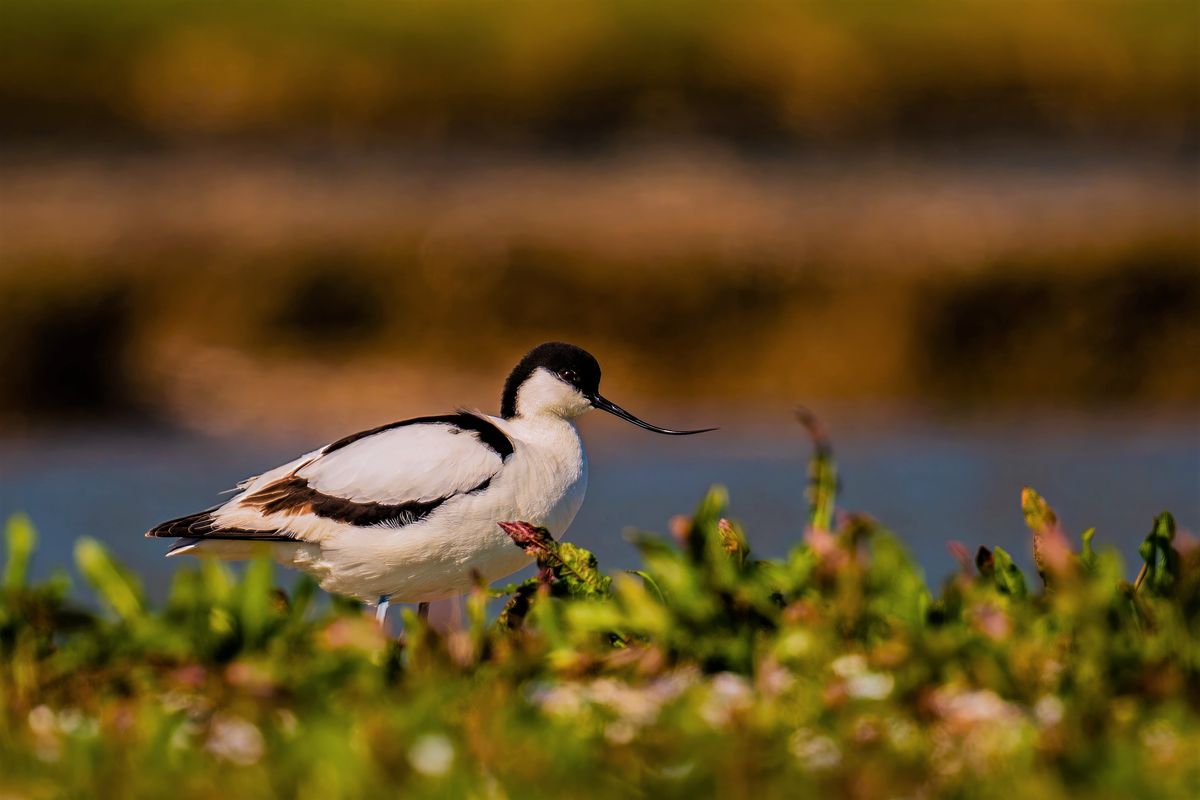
(589, 394, 717, 435)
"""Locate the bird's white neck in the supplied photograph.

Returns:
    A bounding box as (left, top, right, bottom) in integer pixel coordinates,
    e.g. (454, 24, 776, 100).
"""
(491, 397, 589, 540)
(511, 368, 592, 421)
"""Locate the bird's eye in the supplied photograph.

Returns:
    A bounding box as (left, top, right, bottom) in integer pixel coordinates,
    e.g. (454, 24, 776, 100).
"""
(559, 369, 578, 383)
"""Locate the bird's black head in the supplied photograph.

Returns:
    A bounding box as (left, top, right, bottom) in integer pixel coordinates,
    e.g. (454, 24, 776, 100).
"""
(501, 342, 600, 418)
(500, 341, 716, 435)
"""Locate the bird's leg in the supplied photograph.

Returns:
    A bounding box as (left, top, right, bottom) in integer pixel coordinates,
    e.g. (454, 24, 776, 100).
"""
(418, 601, 430, 621)
(375, 595, 390, 628)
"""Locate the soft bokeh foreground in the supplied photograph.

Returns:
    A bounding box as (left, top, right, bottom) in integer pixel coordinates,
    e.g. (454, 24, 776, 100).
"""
(2, 432, 1195, 799)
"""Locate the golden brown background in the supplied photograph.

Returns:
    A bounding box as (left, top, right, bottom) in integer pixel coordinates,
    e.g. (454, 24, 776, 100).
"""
(2, 0, 1197, 438)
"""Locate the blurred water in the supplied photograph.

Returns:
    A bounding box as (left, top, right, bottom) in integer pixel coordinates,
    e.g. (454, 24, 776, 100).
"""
(1, 415, 1196, 603)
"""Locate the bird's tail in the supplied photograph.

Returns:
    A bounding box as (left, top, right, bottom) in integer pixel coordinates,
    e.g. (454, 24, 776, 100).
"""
(145, 510, 218, 539)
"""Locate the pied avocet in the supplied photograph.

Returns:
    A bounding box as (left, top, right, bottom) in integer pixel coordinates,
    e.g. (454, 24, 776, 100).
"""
(146, 342, 715, 622)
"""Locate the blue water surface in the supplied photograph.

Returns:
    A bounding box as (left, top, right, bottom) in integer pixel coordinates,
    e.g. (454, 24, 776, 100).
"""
(2, 414, 1196, 604)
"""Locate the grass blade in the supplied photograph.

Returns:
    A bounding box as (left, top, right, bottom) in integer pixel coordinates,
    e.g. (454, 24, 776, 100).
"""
(797, 408, 837, 532)
(75, 537, 143, 621)
(3, 514, 37, 589)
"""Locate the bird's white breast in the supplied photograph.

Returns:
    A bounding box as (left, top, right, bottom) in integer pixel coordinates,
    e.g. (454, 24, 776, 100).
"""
(494, 413, 588, 536)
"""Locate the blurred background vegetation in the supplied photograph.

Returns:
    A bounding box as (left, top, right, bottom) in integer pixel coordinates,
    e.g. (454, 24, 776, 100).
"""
(1, 0, 1197, 433)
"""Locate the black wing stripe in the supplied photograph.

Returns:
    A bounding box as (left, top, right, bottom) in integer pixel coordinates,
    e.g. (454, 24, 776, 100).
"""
(146, 510, 218, 538)
(321, 412, 515, 460)
(145, 510, 292, 541)
(242, 474, 494, 528)
(244, 476, 442, 527)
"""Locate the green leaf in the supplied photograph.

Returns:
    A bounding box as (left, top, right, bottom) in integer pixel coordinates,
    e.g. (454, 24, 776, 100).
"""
(626, 569, 666, 603)
(679, 486, 730, 564)
(867, 528, 929, 626)
(1079, 527, 1097, 573)
(239, 557, 274, 644)
(75, 537, 144, 621)
(613, 573, 671, 635)
(201, 558, 235, 604)
(1135, 512, 1179, 596)
(797, 409, 837, 531)
(43, 567, 73, 602)
(693, 485, 728, 532)
(465, 580, 490, 644)
(990, 546, 1028, 598)
(554, 541, 613, 598)
(167, 567, 203, 615)
(497, 578, 540, 630)
(289, 573, 318, 622)
(4, 513, 37, 589)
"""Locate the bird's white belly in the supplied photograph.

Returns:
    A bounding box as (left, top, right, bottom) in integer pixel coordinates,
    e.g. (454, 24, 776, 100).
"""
(287, 427, 588, 602)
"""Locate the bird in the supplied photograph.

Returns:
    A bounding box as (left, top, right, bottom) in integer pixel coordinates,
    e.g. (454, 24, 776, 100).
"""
(146, 342, 715, 624)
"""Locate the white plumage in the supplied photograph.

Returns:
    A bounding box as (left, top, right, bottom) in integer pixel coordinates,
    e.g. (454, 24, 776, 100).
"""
(304, 424, 499, 504)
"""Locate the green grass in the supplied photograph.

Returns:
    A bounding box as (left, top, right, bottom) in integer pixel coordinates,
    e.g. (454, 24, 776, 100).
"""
(1, 427, 1196, 798)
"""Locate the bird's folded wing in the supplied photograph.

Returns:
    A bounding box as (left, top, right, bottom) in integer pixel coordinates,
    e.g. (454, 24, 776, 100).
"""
(148, 415, 510, 543)
(299, 418, 506, 504)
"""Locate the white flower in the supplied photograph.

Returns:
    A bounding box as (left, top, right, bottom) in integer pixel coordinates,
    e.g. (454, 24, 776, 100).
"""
(604, 720, 637, 745)
(830, 655, 893, 700)
(27, 705, 57, 738)
(1141, 720, 1180, 766)
(408, 733, 455, 777)
(831, 655, 867, 678)
(529, 673, 696, 729)
(710, 673, 753, 703)
(930, 689, 1030, 777)
(28, 705, 62, 763)
(933, 689, 1022, 728)
(590, 678, 661, 726)
(757, 660, 795, 697)
(790, 729, 842, 770)
(845, 672, 894, 700)
(55, 708, 81, 734)
(526, 682, 585, 717)
(1033, 695, 1064, 728)
(646, 669, 699, 704)
(699, 673, 753, 727)
(205, 715, 265, 766)
(657, 761, 696, 781)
